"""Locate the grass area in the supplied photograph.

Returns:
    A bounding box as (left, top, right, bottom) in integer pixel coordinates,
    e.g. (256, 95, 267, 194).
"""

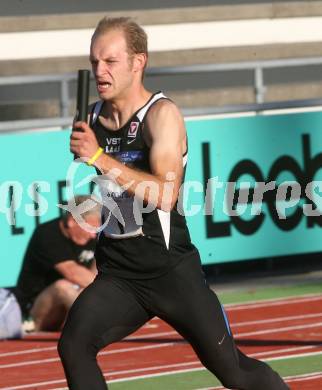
(269, 353, 322, 377)
(217, 282, 322, 305)
(109, 353, 322, 390)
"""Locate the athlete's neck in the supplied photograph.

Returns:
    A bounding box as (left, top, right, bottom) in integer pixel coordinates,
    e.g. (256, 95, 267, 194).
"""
(100, 86, 152, 130)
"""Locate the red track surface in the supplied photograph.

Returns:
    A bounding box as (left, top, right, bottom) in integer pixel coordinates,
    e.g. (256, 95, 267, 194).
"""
(1, 294, 322, 390)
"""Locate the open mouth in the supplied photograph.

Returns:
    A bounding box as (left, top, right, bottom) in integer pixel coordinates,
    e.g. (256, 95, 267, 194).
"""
(97, 81, 111, 92)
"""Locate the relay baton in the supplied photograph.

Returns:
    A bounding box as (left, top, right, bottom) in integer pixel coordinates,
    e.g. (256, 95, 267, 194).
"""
(76, 69, 90, 123)
(73, 69, 90, 159)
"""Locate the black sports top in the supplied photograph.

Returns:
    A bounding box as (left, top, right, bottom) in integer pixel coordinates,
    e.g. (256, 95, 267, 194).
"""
(91, 91, 197, 279)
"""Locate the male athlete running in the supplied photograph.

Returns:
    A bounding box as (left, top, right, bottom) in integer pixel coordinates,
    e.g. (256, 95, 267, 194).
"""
(58, 17, 289, 390)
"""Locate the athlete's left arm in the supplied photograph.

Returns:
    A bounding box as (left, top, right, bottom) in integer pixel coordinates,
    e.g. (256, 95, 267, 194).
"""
(70, 100, 186, 211)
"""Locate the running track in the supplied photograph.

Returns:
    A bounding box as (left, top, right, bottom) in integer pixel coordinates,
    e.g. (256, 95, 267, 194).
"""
(1, 293, 322, 390)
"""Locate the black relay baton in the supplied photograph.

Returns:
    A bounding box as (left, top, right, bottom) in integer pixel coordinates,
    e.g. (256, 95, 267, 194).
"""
(73, 69, 90, 159)
(76, 69, 90, 123)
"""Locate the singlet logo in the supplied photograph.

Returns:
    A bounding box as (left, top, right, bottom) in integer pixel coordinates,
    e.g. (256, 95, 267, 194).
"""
(128, 122, 139, 138)
(105, 137, 121, 153)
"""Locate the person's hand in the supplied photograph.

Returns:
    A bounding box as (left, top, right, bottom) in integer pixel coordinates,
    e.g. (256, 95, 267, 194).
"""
(70, 121, 100, 161)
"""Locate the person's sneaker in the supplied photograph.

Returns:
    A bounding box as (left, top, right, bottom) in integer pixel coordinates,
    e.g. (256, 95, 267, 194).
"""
(22, 317, 35, 333)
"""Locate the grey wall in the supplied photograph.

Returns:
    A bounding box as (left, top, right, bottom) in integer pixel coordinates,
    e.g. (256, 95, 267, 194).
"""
(0, 1, 297, 16)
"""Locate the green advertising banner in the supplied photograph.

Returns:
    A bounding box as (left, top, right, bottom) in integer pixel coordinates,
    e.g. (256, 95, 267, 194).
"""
(185, 111, 322, 266)
(1, 110, 322, 286)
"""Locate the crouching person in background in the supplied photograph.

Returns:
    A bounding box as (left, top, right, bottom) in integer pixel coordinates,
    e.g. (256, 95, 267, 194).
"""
(14, 195, 101, 332)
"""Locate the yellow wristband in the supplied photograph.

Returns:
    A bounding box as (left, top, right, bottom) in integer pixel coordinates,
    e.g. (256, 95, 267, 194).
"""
(87, 147, 104, 166)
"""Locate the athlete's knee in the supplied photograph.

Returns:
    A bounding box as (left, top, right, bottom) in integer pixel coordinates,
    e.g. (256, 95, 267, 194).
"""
(213, 369, 245, 389)
(58, 331, 95, 371)
(200, 350, 248, 389)
(57, 323, 81, 365)
(52, 279, 79, 297)
(57, 330, 72, 364)
(211, 367, 259, 390)
(51, 279, 80, 308)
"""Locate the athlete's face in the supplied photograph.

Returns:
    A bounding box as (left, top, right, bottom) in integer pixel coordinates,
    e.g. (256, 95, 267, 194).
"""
(67, 215, 100, 246)
(90, 30, 135, 101)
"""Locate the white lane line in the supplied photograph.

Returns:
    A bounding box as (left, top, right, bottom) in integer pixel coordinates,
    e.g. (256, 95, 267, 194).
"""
(126, 330, 176, 340)
(0, 330, 178, 358)
(3, 317, 322, 369)
(50, 366, 209, 390)
(225, 293, 322, 310)
(0, 362, 204, 390)
(194, 372, 322, 390)
(249, 344, 322, 358)
(0, 343, 174, 369)
(0, 379, 67, 390)
(235, 321, 322, 338)
(3, 353, 322, 390)
(232, 312, 322, 327)
(195, 387, 225, 390)
(2, 295, 322, 358)
(286, 372, 322, 382)
(54, 371, 322, 390)
(0, 345, 57, 358)
(264, 350, 322, 362)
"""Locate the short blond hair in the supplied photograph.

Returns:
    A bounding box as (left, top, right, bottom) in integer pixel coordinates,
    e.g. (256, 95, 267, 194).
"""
(92, 17, 148, 59)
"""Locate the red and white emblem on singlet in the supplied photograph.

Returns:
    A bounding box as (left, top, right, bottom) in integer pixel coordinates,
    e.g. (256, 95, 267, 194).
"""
(128, 121, 139, 138)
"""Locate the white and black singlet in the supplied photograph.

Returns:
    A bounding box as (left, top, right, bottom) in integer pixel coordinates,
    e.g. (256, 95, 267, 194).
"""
(91, 91, 197, 279)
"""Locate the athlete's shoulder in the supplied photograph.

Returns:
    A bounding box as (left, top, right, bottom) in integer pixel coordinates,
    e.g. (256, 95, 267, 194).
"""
(143, 95, 186, 147)
(146, 96, 183, 124)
